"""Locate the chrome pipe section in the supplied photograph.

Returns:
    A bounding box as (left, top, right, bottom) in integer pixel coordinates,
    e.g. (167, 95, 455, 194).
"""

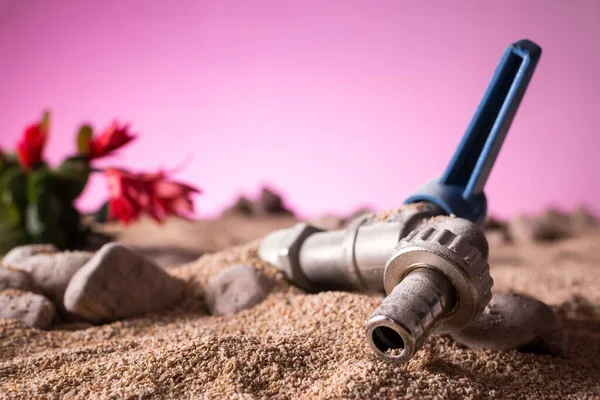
(258, 202, 444, 292)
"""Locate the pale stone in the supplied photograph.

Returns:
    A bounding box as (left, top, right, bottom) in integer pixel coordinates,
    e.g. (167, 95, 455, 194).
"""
(205, 265, 273, 316)
(0, 289, 55, 329)
(63, 243, 185, 323)
(509, 210, 571, 242)
(2, 244, 57, 266)
(0, 266, 35, 292)
(6, 251, 92, 308)
(451, 293, 566, 357)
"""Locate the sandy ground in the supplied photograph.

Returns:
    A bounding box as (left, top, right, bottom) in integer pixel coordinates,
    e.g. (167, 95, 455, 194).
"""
(1, 216, 600, 399)
(93, 215, 297, 268)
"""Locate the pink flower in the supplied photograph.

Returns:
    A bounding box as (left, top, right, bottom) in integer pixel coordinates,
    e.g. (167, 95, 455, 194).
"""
(88, 122, 136, 159)
(105, 168, 200, 225)
(16, 123, 47, 169)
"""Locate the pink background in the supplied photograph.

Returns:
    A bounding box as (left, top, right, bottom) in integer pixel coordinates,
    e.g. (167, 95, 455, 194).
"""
(0, 1, 598, 219)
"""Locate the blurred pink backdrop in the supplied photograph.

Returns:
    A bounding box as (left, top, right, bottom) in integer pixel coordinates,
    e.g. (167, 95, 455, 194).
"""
(0, 1, 598, 219)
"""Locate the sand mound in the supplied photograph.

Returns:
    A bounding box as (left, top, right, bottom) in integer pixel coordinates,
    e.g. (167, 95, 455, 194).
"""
(2, 233, 600, 398)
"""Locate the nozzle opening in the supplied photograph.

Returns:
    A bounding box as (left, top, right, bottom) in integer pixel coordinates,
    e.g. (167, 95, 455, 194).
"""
(365, 315, 416, 363)
(372, 326, 405, 352)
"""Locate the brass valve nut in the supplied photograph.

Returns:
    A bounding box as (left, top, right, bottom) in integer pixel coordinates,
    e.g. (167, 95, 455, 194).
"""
(386, 223, 493, 329)
(365, 219, 493, 363)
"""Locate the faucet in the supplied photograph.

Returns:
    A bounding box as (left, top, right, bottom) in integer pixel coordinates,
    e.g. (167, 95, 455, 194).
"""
(258, 39, 542, 363)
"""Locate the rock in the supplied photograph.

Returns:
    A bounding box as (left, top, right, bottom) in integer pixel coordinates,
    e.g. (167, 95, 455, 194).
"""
(2, 244, 57, 266)
(570, 206, 598, 232)
(509, 209, 571, 242)
(63, 243, 185, 322)
(450, 293, 567, 357)
(484, 230, 511, 246)
(222, 188, 294, 217)
(5, 251, 92, 308)
(483, 216, 511, 245)
(555, 294, 596, 321)
(483, 216, 507, 231)
(205, 265, 274, 316)
(507, 214, 538, 242)
(0, 289, 55, 329)
(254, 187, 293, 216)
(257, 187, 283, 213)
(0, 266, 35, 292)
(539, 209, 572, 235)
(221, 196, 254, 217)
(309, 214, 345, 231)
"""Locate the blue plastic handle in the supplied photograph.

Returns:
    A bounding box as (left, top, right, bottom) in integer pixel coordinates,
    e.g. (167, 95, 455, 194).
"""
(405, 39, 542, 224)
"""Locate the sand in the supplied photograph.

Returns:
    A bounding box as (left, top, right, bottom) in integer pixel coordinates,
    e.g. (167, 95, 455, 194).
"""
(1, 219, 600, 398)
(92, 215, 297, 268)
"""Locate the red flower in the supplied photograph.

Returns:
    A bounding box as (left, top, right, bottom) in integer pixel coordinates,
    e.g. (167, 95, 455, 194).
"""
(105, 168, 200, 225)
(16, 123, 47, 169)
(88, 122, 136, 159)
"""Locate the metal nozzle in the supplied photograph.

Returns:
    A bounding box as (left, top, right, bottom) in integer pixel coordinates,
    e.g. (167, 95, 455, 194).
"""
(365, 268, 455, 363)
(365, 222, 493, 363)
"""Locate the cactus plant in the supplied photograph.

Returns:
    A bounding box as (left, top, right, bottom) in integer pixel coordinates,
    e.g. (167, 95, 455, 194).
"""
(0, 111, 200, 254)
